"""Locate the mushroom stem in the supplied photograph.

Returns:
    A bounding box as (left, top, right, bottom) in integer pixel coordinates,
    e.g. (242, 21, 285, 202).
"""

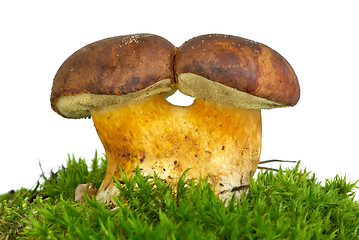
(91, 94, 262, 203)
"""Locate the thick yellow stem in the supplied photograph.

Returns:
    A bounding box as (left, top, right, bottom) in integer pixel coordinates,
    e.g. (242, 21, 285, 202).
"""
(91, 94, 262, 202)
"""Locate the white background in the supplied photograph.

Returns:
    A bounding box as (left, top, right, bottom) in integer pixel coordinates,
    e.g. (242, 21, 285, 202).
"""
(1, 0, 358, 199)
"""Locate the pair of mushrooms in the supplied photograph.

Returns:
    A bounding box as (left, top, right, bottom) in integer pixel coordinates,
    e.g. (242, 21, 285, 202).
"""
(51, 34, 300, 202)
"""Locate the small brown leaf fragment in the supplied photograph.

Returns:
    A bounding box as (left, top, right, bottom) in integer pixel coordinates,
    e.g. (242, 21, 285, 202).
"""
(75, 183, 98, 203)
(0, 218, 7, 225)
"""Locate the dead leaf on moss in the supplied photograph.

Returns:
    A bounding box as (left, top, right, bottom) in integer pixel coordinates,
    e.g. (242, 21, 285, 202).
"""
(0, 218, 7, 225)
(75, 183, 97, 203)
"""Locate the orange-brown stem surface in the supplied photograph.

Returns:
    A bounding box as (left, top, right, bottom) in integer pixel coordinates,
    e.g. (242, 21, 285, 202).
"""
(91, 94, 262, 202)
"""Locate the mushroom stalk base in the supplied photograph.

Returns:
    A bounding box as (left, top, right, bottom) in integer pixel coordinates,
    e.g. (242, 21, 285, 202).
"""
(91, 95, 262, 203)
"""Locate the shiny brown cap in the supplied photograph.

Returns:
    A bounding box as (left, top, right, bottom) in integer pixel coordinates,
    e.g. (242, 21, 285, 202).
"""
(175, 34, 300, 107)
(51, 34, 176, 117)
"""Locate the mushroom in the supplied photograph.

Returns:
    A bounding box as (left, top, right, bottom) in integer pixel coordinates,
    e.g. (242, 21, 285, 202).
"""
(174, 34, 300, 199)
(50, 33, 300, 203)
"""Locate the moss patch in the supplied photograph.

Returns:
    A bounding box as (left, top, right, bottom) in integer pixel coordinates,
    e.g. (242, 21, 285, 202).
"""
(1, 154, 358, 239)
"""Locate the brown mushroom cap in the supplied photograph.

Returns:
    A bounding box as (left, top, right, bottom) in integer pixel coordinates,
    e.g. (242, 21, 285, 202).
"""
(51, 34, 176, 118)
(175, 34, 300, 109)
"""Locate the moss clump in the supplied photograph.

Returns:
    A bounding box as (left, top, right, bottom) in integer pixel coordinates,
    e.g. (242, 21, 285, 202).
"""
(1, 154, 358, 239)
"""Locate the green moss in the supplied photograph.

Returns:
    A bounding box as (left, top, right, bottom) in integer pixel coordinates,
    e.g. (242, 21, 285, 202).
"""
(1, 154, 358, 239)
